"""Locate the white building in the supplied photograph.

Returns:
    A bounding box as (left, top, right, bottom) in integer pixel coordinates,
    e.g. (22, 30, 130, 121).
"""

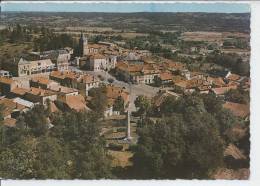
(18, 58, 55, 77)
(0, 70, 11, 78)
(89, 54, 117, 72)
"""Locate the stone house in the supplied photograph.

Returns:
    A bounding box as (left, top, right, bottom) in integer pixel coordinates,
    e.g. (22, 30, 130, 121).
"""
(49, 85, 78, 98)
(50, 71, 99, 97)
(24, 87, 57, 105)
(75, 75, 100, 96)
(89, 54, 117, 72)
(39, 49, 71, 71)
(210, 86, 237, 96)
(0, 97, 27, 120)
(115, 62, 159, 84)
(17, 58, 55, 77)
(30, 76, 60, 90)
(0, 77, 19, 95)
(0, 70, 11, 78)
(159, 72, 173, 84)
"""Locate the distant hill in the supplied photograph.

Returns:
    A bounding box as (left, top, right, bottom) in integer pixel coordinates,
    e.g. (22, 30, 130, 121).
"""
(1, 12, 250, 33)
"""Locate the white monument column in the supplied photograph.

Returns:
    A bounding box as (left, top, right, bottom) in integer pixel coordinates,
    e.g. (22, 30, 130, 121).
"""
(125, 82, 132, 141)
(126, 109, 132, 139)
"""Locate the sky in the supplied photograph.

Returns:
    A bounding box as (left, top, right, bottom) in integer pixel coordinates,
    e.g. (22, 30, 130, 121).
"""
(1, 2, 250, 13)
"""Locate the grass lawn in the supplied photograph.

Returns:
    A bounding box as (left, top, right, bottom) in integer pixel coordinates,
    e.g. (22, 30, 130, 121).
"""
(108, 150, 133, 168)
(0, 42, 33, 58)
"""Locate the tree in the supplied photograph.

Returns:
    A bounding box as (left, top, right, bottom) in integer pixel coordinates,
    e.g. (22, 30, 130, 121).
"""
(0, 109, 113, 179)
(33, 27, 78, 52)
(225, 88, 249, 104)
(183, 113, 224, 178)
(160, 96, 180, 116)
(88, 86, 108, 116)
(51, 111, 112, 179)
(33, 136, 70, 179)
(132, 113, 224, 179)
(23, 104, 49, 137)
(130, 93, 234, 179)
(215, 109, 238, 136)
(0, 134, 70, 179)
(206, 53, 250, 76)
(132, 115, 185, 179)
(113, 96, 125, 113)
(201, 93, 224, 113)
(134, 96, 151, 117)
(160, 94, 206, 117)
(0, 137, 36, 179)
(0, 104, 5, 147)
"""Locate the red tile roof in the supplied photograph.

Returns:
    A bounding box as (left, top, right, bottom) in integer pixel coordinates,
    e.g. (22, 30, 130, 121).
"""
(160, 72, 173, 81)
(89, 54, 106, 60)
(227, 73, 241, 81)
(211, 86, 237, 95)
(11, 87, 30, 96)
(78, 74, 99, 84)
(163, 60, 185, 71)
(207, 77, 226, 87)
(3, 118, 17, 127)
(0, 98, 26, 117)
(0, 77, 15, 85)
(31, 77, 54, 85)
(27, 87, 56, 97)
(175, 80, 188, 88)
(63, 95, 89, 112)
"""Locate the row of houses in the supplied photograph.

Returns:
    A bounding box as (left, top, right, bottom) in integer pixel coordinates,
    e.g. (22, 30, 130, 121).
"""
(0, 69, 130, 127)
(78, 34, 154, 73)
(49, 71, 100, 96)
(152, 72, 250, 121)
(2, 48, 73, 77)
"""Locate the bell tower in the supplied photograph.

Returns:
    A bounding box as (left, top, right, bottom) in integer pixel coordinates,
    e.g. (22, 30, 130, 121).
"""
(79, 32, 88, 56)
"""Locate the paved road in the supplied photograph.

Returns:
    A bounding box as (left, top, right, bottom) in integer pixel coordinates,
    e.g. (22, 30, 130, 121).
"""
(69, 66, 160, 112)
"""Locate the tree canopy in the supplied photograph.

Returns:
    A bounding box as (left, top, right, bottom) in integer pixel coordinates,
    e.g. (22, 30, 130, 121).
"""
(0, 105, 112, 179)
(131, 93, 242, 179)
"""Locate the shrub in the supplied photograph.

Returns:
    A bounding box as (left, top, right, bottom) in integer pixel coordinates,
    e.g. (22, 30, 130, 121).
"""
(108, 78, 114, 84)
(117, 128, 125, 132)
(108, 143, 124, 151)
